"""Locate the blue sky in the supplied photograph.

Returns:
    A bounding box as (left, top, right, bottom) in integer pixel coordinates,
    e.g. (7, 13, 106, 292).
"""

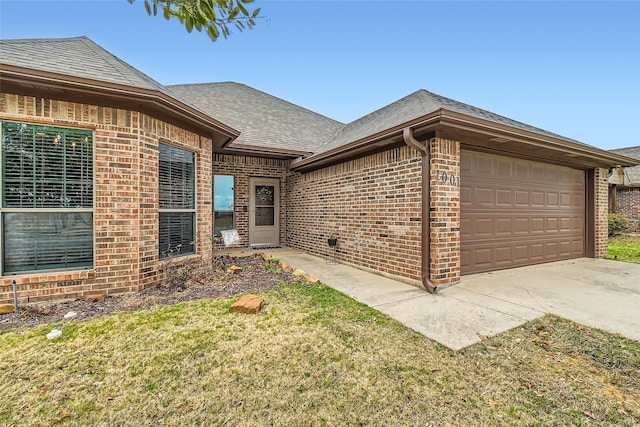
(1, 0, 639, 150)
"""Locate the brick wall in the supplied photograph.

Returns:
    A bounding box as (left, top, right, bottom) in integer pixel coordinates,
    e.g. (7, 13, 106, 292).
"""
(428, 137, 461, 286)
(609, 187, 640, 232)
(212, 154, 289, 246)
(594, 167, 609, 258)
(287, 146, 423, 282)
(0, 93, 213, 304)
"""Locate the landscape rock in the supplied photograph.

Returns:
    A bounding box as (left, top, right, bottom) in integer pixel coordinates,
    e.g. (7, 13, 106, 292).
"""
(280, 262, 289, 270)
(46, 329, 62, 340)
(63, 311, 77, 319)
(227, 265, 243, 274)
(305, 274, 319, 283)
(292, 269, 306, 277)
(230, 294, 264, 314)
(0, 304, 15, 315)
(84, 293, 106, 303)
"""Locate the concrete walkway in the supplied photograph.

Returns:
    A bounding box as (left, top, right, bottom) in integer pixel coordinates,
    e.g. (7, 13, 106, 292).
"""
(257, 249, 640, 350)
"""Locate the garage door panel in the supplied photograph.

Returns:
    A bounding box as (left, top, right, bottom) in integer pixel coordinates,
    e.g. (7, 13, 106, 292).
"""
(475, 187, 494, 204)
(463, 213, 582, 240)
(496, 189, 512, 205)
(462, 150, 585, 274)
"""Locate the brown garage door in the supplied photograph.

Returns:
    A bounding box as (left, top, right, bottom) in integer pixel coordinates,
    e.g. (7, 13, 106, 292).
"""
(461, 150, 585, 274)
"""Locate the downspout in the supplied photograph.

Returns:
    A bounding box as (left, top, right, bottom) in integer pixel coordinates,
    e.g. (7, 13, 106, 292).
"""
(402, 127, 437, 293)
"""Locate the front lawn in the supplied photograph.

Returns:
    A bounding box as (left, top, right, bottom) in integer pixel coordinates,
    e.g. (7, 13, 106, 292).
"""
(607, 236, 640, 264)
(1, 282, 638, 426)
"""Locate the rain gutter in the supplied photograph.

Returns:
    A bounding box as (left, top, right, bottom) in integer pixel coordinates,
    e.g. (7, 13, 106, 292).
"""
(402, 127, 437, 293)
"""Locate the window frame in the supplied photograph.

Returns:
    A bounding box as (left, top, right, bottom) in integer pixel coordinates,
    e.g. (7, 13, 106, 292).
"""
(213, 174, 235, 237)
(0, 121, 95, 275)
(158, 142, 197, 258)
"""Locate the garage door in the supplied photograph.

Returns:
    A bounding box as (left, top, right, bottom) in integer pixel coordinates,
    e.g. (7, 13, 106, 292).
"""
(461, 150, 585, 274)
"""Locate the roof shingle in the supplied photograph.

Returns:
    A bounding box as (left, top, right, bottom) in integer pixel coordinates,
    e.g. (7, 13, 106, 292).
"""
(168, 82, 343, 153)
(315, 89, 583, 154)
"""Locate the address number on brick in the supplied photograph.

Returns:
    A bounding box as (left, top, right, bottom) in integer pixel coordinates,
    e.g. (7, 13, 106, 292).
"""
(436, 170, 460, 187)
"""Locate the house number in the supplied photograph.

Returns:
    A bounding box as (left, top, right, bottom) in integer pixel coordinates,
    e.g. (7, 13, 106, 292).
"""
(436, 170, 460, 187)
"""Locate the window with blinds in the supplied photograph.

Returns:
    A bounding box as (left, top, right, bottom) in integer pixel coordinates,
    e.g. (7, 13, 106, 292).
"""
(1, 122, 94, 274)
(159, 143, 195, 257)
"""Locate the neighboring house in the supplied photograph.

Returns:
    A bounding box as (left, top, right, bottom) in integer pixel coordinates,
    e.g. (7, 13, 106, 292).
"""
(0, 37, 637, 303)
(608, 146, 640, 231)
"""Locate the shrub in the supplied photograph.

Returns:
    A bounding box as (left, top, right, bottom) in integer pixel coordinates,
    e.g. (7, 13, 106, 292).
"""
(608, 214, 629, 237)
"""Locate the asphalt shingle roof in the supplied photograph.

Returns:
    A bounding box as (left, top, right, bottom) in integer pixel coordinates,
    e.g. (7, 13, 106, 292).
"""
(316, 89, 582, 154)
(1, 36, 167, 92)
(0, 36, 223, 125)
(168, 82, 343, 153)
(1, 36, 622, 166)
(610, 146, 640, 185)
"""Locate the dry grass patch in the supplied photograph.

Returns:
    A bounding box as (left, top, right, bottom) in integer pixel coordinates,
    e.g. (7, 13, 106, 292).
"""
(1, 282, 638, 426)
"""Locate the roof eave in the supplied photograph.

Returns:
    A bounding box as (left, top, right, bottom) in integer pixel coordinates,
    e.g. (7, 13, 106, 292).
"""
(437, 110, 639, 168)
(290, 111, 443, 172)
(223, 142, 311, 159)
(0, 64, 240, 146)
(291, 108, 639, 172)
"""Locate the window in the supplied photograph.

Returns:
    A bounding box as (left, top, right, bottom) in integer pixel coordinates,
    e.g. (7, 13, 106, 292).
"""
(159, 143, 195, 257)
(1, 122, 93, 274)
(213, 175, 234, 236)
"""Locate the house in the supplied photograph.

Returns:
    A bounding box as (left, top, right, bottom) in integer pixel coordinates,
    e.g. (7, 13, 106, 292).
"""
(0, 36, 636, 303)
(608, 146, 640, 231)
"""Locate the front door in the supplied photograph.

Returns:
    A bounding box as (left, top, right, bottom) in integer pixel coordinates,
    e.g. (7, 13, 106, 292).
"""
(249, 177, 280, 247)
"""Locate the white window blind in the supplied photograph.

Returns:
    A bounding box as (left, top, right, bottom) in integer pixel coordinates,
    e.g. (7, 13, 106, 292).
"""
(1, 122, 93, 273)
(159, 143, 195, 257)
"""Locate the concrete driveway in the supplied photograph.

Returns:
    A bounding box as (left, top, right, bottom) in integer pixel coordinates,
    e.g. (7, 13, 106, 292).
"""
(265, 250, 640, 350)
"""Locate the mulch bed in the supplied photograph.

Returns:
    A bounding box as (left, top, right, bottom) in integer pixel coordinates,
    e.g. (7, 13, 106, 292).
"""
(0, 255, 304, 331)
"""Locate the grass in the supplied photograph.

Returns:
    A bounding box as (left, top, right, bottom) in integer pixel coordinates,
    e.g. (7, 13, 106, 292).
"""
(607, 236, 640, 264)
(1, 282, 639, 426)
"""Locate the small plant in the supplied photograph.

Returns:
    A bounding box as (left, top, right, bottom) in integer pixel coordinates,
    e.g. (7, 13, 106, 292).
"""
(608, 213, 629, 237)
(263, 258, 281, 273)
(160, 245, 213, 291)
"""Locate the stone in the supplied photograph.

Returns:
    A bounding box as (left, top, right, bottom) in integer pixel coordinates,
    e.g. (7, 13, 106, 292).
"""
(63, 311, 77, 319)
(230, 295, 264, 314)
(305, 274, 319, 283)
(227, 265, 243, 274)
(0, 304, 15, 315)
(292, 269, 306, 277)
(46, 329, 62, 340)
(280, 262, 291, 271)
(84, 293, 106, 303)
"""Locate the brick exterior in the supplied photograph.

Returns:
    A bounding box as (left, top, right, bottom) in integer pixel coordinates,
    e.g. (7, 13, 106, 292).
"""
(594, 167, 609, 258)
(287, 146, 423, 282)
(0, 93, 616, 303)
(428, 138, 461, 286)
(0, 94, 215, 303)
(212, 154, 289, 246)
(609, 187, 640, 232)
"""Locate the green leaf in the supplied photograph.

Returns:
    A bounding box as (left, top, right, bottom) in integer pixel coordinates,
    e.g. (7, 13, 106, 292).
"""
(237, 2, 249, 16)
(252, 7, 260, 18)
(229, 7, 239, 20)
(163, 6, 171, 19)
(201, 0, 216, 20)
(207, 24, 220, 41)
(144, 0, 152, 15)
(185, 14, 193, 32)
(152, 2, 158, 15)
